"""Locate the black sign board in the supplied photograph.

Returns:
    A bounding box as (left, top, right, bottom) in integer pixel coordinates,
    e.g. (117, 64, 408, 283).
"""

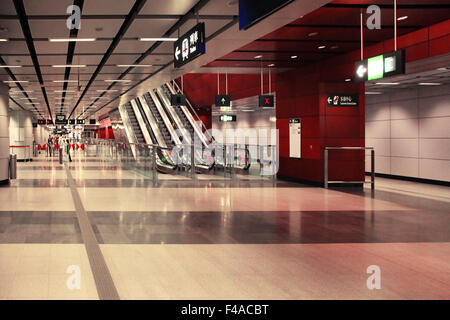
(55, 114, 67, 125)
(174, 22, 206, 68)
(89, 119, 96, 125)
(38, 120, 46, 125)
(327, 94, 359, 107)
(170, 94, 187, 106)
(289, 119, 301, 124)
(259, 95, 275, 107)
(215, 95, 231, 107)
(219, 115, 237, 122)
(77, 119, 85, 125)
(69, 119, 76, 125)
(239, 0, 294, 30)
(47, 120, 53, 125)
(355, 49, 405, 82)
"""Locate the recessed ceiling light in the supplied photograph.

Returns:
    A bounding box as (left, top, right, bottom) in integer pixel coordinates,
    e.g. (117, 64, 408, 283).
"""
(4, 80, 28, 83)
(116, 65, 152, 67)
(418, 82, 441, 86)
(291, 55, 298, 59)
(330, 45, 339, 49)
(254, 55, 262, 59)
(0, 65, 21, 68)
(268, 64, 275, 67)
(52, 65, 86, 68)
(345, 78, 351, 82)
(49, 38, 96, 42)
(0, 39, 8, 42)
(96, 89, 118, 92)
(397, 16, 408, 21)
(104, 79, 131, 82)
(365, 92, 383, 95)
(318, 45, 326, 49)
(54, 90, 75, 93)
(437, 67, 447, 71)
(53, 80, 78, 83)
(139, 38, 177, 42)
(308, 32, 318, 37)
(376, 82, 400, 85)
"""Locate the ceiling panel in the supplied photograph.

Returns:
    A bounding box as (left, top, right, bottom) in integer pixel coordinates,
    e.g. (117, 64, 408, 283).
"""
(123, 19, 177, 38)
(140, 0, 197, 15)
(199, 0, 239, 15)
(77, 19, 124, 38)
(82, 0, 135, 15)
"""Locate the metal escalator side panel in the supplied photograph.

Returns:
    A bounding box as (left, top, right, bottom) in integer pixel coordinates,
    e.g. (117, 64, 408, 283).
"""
(148, 90, 181, 146)
(118, 104, 138, 159)
(130, 99, 152, 145)
(137, 96, 168, 148)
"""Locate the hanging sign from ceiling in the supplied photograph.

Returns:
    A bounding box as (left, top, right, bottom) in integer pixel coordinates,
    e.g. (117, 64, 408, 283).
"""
(174, 22, 206, 68)
(220, 114, 236, 122)
(355, 49, 405, 82)
(215, 95, 231, 107)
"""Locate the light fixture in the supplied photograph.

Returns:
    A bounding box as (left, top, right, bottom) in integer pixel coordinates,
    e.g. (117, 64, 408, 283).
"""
(53, 80, 78, 83)
(365, 92, 383, 95)
(96, 90, 118, 92)
(49, 38, 96, 42)
(308, 32, 318, 37)
(437, 67, 447, 71)
(0, 65, 22, 68)
(139, 38, 177, 42)
(318, 45, 326, 49)
(418, 82, 441, 86)
(375, 82, 400, 85)
(268, 64, 275, 67)
(52, 65, 86, 68)
(104, 79, 131, 82)
(25, 102, 39, 105)
(116, 64, 152, 67)
(54, 90, 75, 93)
(291, 55, 298, 59)
(4, 80, 29, 83)
(0, 38, 8, 42)
(345, 78, 351, 82)
(254, 55, 262, 59)
(397, 16, 408, 21)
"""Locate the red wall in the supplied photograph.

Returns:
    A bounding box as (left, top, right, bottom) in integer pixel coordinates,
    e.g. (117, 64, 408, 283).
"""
(179, 20, 449, 184)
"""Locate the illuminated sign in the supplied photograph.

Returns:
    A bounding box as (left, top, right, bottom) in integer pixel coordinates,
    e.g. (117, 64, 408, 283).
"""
(77, 119, 85, 125)
(55, 114, 68, 125)
(215, 95, 231, 107)
(174, 23, 206, 68)
(38, 120, 46, 125)
(355, 50, 405, 82)
(219, 115, 236, 122)
(259, 95, 275, 107)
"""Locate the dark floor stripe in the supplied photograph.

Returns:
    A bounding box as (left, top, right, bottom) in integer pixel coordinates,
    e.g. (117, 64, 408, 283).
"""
(64, 164, 120, 300)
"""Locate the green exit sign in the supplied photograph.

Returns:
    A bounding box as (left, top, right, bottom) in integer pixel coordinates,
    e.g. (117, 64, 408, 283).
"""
(355, 50, 405, 82)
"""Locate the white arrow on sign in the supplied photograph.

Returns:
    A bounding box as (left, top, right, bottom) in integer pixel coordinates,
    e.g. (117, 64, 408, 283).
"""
(327, 97, 332, 104)
(175, 46, 181, 60)
(357, 64, 367, 78)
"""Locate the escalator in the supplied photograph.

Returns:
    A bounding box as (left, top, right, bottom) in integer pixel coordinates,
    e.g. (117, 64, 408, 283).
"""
(143, 92, 174, 148)
(124, 102, 145, 144)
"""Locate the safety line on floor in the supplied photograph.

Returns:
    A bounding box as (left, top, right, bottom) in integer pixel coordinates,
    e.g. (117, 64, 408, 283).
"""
(64, 164, 120, 300)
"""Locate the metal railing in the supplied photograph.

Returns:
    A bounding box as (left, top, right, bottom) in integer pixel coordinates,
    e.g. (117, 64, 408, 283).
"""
(324, 147, 375, 189)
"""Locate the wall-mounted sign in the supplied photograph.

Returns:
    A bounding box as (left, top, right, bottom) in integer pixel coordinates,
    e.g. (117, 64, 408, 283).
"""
(174, 22, 206, 68)
(38, 120, 46, 125)
(220, 115, 236, 122)
(355, 49, 405, 82)
(289, 118, 301, 158)
(215, 95, 231, 107)
(77, 119, 85, 125)
(170, 94, 186, 106)
(259, 95, 275, 107)
(327, 94, 359, 107)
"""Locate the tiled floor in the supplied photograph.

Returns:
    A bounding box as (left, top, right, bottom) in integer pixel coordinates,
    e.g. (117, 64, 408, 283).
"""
(0, 153, 449, 299)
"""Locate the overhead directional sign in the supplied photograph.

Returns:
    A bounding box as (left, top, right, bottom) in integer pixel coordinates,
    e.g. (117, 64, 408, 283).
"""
(355, 49, 405, 82)
(220, 115, 236, 122)
(259, 95, 275, 107)
(69, 119, 76, 125)
(76, 119, 85, 125)
(47, 120, 53, 125)
(215, 95, 231, 107)
(173, 22, 206, 68)
(38, 120, 46, 125)
(55, 114, 67, 125)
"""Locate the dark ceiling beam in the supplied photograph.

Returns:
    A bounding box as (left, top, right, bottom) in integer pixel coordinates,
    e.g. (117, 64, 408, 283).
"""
(13, 0, 53, 122)
(80, 0, 213, 119)
(68, 0, 148, 119)
(0, 14, 235, 20)
(286, 24, 424, 29)
(0, 55, 44, 119)
(323, 3, 450, 9)
(60, 0, 84, 115)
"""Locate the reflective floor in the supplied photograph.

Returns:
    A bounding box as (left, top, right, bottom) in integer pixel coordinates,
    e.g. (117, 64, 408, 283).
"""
(0, 153, 449, 299)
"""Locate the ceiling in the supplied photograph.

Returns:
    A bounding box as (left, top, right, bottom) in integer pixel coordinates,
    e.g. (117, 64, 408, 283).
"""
(1, 0, 449, 121)
(206, 0, 450, 69)
(0, 0, 241, 120)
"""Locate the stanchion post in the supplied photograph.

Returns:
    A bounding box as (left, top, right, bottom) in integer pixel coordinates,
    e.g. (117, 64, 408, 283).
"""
(324, 149, 329, 189)
(371, 149, 375, 190)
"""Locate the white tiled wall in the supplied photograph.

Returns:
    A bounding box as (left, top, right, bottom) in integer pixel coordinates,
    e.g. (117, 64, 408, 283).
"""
(365, 84, 450, 182)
